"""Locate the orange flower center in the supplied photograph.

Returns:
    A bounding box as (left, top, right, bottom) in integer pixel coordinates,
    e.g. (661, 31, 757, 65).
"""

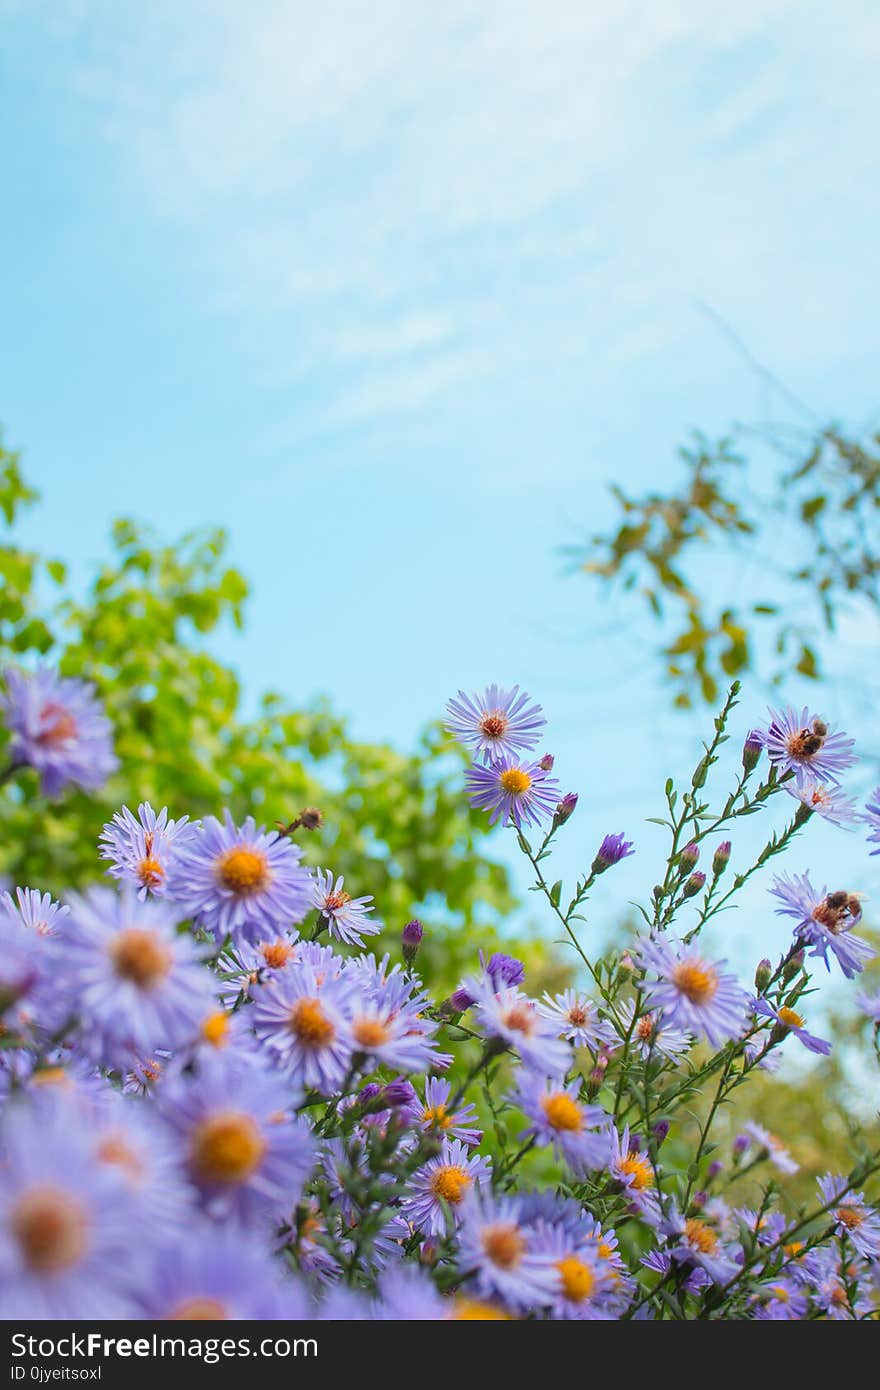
(136, 856, 165, 890)
(422, 1104, 452, 1131)
(289, 996, 335, 1047)
(776, 1006, 804, 1029)
(261, 940, 294, 969)
(217, 847, 269, 895)
(110, 928, 171, 988)
(191, 1112, 266, 1184)
(352, 1017, 390, 1049)
(617, 1152, 655, 1191)
(636, 1014, 655, 1041)
(430, 1164, 471, 1206)
(684, 1218, 718, 1254)
(96, 1134, 144, 1182)
(556, 1256, 594, 1302)
(169, 1298, 229, 1320)
(671, 960, 718, 1005)
(501, 1004, 535, 1036)
(541, 1092, 583, 1132)
(835, 1205, 865, 1231)
(453, 1297, 511, 1320)
(12, 1186, 88, 1272)
(37, 703, 78, 746)
(479, 712, 509, 740)
(482, 1224, 525, 1270)
(568, 1004, 588, 1026)
(324, 889, 352, 912)
(200, 1011, 230, 1047)
(499, 768, 531, 795)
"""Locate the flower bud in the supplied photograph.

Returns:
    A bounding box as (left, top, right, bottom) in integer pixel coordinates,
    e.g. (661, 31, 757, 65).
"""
(554, 792, 578, 825)
(402, 917, 423, 965)
(538, 753, 555, 772)
(592, 832, 634, 875)
(742, 731, 763, 773)
(707, 1160, 723, 1180)
(679, 842, 700, 876)
(754, 958, 772, 991)
(652, 1120, 670, 1146)
(712, 841, 731, 877)
(616, 952, 635, 984)
(682, 870, 706, 898)
(782, 949, 805, 983)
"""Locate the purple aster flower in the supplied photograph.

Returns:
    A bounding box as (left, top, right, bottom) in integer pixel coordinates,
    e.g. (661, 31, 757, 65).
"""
(637, 938, 750, 1047)
(401, 1138, 491, 1237)
(309, 868, 381, 947)
(99, 801, 198, 899)
(770, 872, 874, 978)
(465, 754, 561, 830)
(0, 666, 118, 797)
(168, 812, 313, 945)
(615, 999, 693, 1061)
(511, 1073, 610, 1174)
(607, 1124, 659, 1215)
(856, 989, 880, 1023)
(87, 1091, 195, 1236)
(1, 886, 68, 937)
(0, 898, 57, 1035)
(733, 1207, 786, 1246)
(760, 706, 856, 786)
(784, 778, 859, 827)
(0, 1095, 144, 1318)
(457, 1192, 557, 1314)
(738, 1121, 798, 1174)
(347, 990, 441, 1074)
(158, 1049, 315, 1225)
(660, 1203, 741, 1284)
(752, 1278, 809, 1319)
(752, 996, 831, 1055)
(482, 950, 525, 990)
(417, 1077, 482, 1146)
(251, 960, 356, 1094)
(61, 886, 215, 1068)
(445, 684, 546, 764)
(592, 833, 635, 874)
(372, 1263, 449, 1321)
(139, 1224, 296, 1319)
(864, 786, 880, 855)
(817, 1174, 880, 1260)
(464, 977, 573, 1076)
(538, 989, 617, 1051)
(529, 1222, 615, 1320)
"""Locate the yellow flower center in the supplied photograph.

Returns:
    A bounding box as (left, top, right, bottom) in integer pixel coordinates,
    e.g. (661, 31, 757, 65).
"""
(136, 856, 165, 890)
(110, 928, 172, 988)
(784, 1241, 804, 1259)
(37, 703, 78, 746)
(261, 940, 295, 969)
(835, 1205, 865, 1230)
(29, 1067, 68, 1088)
(191, 1112, 266, 1185)
(776, 1006, 804, 1029)
(169, 1298, 229, 1320)
(422, 1104, 452, 1130)
(217, 847, 269, 895)
(684, 1218, 718, 1254)
(430, 1164, 471, 1206)
(617, 1152, 655, 1191)
(482, 1223, 525, 1270)
(671, 960, 718, 1005)
(201, 1011, 230, 1047)
(556, 1256, 594, 1302)
(771, 1284, 790, 1303)
(12, 1187, 88, 1272)
(352, 1017, 391, 1049)
(289, 997, 335, 1047)
(499, 767, 532, 796)
(541, 1092, 583, 1132)
(453, 1297, 511, 1320)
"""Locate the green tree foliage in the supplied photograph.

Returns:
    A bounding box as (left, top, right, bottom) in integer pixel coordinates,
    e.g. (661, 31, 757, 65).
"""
(571, 426, 880, 707)
(0, 430, 517, 986)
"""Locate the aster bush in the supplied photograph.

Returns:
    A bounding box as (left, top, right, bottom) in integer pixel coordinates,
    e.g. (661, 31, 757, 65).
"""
(0, 670, 878, 1322)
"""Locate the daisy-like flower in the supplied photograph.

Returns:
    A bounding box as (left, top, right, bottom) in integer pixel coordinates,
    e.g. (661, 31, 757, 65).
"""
(218, 931, 303, 1007)
(607, 1124, 659, 1214)
(784, 778, 858, 828)
(140, 1224, 295, 1319)
(87, 1091, 195, 1236)
(637, 938, 750, 1048)
(158, 1050, 315, 1225)
(0, 1095, 144, 1318)
(863, 786, 880, 854)
(417, 1077, 482, 1146)
(0, 666, 118, 798)
(511, 1073, 610, 1174)
(661, 1204, 740, 1284)
(445, 684, 546, 764)
(1, 886, 68, 937)
(529, 1222, 614, 1320)
(401, 1138, 491, 1237)
(770, 872, 874, 978)
(100, 802, 197, 899)
(752, 1277, 809, 1320)
(251, 961, 356, 1094)
(615, 999, 693, 1061)
(465, 977, 572, 1076)
(310, 869, 381, 947)
(465, 755, 561, 831)
(61, 887, 215, 1068)
(347, 991, 441, 1074)
(738, 1121, 798, 1174)
(457, 1192, 557, 1314)
(817, 1174, 880, 1260)
(0, 898, 57, 1035)
(538, 989, 617, 1051)
(752, 996, 831, 1055)
(168, 812, 313, 944)
(372, 1264, 449, 1321)
(760, 706, 856, 786)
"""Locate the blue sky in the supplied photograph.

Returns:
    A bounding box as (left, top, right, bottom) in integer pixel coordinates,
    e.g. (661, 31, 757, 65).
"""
(2, 2, 879, 993)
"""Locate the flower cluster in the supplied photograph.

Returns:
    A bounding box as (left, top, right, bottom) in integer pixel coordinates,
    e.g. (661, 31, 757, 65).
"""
(0, 673, 878, 1320)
